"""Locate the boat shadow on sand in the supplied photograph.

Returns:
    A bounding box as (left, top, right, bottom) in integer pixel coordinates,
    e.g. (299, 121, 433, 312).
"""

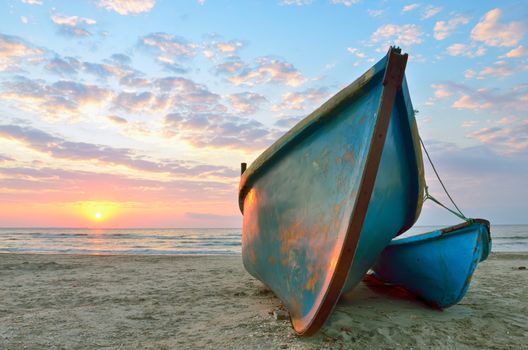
(354, 274, 443, 309)
(318, 277, 475, 345)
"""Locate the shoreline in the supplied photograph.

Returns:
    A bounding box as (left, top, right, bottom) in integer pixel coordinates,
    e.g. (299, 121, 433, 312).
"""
(1, 252, 527, 349)
(1, 251, 526, 257)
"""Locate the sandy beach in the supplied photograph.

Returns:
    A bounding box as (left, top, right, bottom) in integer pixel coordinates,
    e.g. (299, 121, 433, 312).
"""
(1, 253, 526, 349)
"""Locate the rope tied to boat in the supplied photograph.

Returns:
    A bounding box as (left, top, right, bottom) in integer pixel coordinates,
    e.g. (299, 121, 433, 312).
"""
(419, 137, 468, 221)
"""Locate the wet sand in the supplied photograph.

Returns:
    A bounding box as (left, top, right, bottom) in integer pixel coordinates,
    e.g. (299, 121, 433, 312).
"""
(1, 252, 526, 349)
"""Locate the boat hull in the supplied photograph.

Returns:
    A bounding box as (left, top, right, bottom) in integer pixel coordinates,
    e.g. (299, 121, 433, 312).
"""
(371, 219, 491, 308)
(239, 48, 424, 335)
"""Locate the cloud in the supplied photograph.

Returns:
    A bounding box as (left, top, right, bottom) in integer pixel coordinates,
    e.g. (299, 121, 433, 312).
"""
(434, 15, 470, 40)
(464, 69, 476, 79)
(83, 61, 132, 78)
(466, 121, 528, 153)
(401, 4, 441, 19)
(367, 9, 384, 17)
(0, 33, 44, 71)
(401, 3, 419, 13)
(415, 140, 528, 224)
(203, 40, 245, 61)
(213, 40, 243, 54)
(0, 154, 13, 162)
(153, 76, 222, 109)
(470, 8, 525, 47)
(446, 43, 465, 56)
(20, 0, 42, 4)
(215, 60, 245, 75)
(215, 56, 304, 87)
(114, 91, 154, 112)
(43, 54, 143, 85)
(154, 76, 204, 93)
(280, 0, 312, 5)
(370, 24, 423, 48)
(461, 120, 477, 128)
(346, 47, 366, 58)
(434, 81, 528, 116)
(107, 115, 128, 124)
(421, 5, 442, 20)
(139, 32, 197, 70)
(0, 76, 113, 119)
(503, 45, 528, 58)
(431, 84, 452, 99)
(164, 112, 277, 151)
(347, 48, 368, 66)
(60, 75, 222, 116)
(140, 33, 196, 58)
(228, 92, 267, 114)
(0, 166, 237, 206)
(452, 95, 493, 110)
(274, 115, 303, 129)
(44, 56, 82, 75)
(271, 87, 329, 112)
(0, 124, 238, 178)
(110, 53, 132, 65)
(96, 0, 156, 15)
(478, 60, 528, 79)
(446, 43, 486, 57)
(330, 0, 360, 6)
(119, 74, 150, 87)
(51, 14, 97, 37)
(51, 14, 96, 26)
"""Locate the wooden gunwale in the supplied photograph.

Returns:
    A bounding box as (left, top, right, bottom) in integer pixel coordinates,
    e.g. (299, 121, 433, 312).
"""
(441, 218, 490, 234)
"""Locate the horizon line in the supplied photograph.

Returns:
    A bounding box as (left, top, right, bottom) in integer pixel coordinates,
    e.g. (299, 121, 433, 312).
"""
(1, 223, 527, 230)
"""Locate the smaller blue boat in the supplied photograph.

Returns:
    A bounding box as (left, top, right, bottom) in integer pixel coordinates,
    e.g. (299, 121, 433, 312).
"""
(370, 219, 491, 308)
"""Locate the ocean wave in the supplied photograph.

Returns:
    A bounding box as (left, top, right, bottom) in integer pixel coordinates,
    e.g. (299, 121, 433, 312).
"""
(0, 247, 240, 255)
(492, 236, 528, 240)
(1, 227, 524, 255)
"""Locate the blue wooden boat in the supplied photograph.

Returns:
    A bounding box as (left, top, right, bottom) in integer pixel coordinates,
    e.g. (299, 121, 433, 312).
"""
(371, 219, 491, 308)
(238, 47, 425, 335)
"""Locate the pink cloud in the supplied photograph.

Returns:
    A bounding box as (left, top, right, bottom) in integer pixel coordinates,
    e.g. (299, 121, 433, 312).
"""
(401, 3, 419, 13)
(0, 34, 44, 71)
(470, 8, 525, 47)
(431, 84, 453, 99)
(271, 87, 329, 112)
(370, 24, 423, 48)
(97, 0, 156, 15)
(503, 45, 528, 58)
(216, 56, 304, 87)
(478, 60, 528, 79)
(164, 112, 278, 151)
(452, 95, 493, 110)
(446, 43, 486, 57)
(434, 15, 470, 40)
(51, 14, 97, 37)
(228, 92, 267, 114)
(1, 77, 114, 119)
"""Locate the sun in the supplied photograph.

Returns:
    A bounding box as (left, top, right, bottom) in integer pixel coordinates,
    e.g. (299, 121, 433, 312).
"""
(76, 201, 120, 225)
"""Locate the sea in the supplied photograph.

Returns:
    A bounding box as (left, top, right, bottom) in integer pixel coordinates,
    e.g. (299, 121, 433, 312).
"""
(0, 225, 526, 255)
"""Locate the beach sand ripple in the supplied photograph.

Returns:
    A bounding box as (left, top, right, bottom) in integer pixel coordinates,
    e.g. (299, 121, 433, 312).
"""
(0, 253, 526, 349)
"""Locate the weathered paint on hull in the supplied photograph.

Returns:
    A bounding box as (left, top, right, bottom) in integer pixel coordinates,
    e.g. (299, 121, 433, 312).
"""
(239, 48, 424, 335)
(371, 219, 491, 308)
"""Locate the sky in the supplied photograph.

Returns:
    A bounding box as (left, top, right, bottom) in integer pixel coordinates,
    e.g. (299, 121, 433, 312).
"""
(0, 0, 527, 228)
